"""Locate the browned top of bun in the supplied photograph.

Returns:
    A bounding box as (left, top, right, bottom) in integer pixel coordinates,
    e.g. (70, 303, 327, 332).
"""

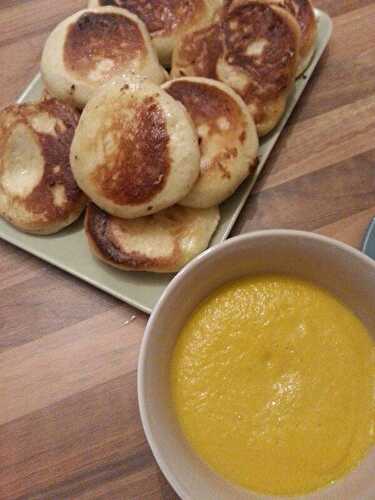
(64, 11, 145, 78)
(281, 0, 315, 41)
(175, 1, 299, 123)
(85, 202, 220, 272)
(165, 79, 247, 180)
(96, 0, 208, 37)
(0, 99, 82, 222)
(270, 0, 316, 69)
(85, 202, 181, 270)
(174, 23, 222, 79)
(225, 2, 297, 92)
(85, 203, 135, 266)
(166, 79, 245, 138)
(90, 94, 170, 206)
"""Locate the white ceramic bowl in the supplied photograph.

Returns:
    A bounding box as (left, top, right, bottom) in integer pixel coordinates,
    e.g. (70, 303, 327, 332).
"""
(138, 230, 375, 500)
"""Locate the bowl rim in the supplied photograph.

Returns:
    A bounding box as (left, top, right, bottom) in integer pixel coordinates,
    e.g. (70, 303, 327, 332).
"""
(138, 229, 375, 500)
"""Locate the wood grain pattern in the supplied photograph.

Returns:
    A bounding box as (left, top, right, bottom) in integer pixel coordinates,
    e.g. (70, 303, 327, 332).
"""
(0, 1, 374, 499)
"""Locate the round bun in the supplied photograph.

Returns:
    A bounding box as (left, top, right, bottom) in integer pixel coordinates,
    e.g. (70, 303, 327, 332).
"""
(87, 0, 223, 67)
(70, 77, 201, 219)
(163, 77, 258, 208)
(172, 0, 301, 136)
(85, 202, 220, 272)
(0, 99, 86, 235)
(41, 7, 166, 108)
(266, 0, 317, 76)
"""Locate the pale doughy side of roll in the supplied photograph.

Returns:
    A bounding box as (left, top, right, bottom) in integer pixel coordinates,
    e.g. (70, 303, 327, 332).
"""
(163, 77, 258, 208)
(85, 202, 220, 272)
(41, 6, 166, 108)
(71, 77, 200, 218)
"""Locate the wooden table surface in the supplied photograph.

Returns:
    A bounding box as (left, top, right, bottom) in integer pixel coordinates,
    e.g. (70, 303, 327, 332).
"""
(1, 1, 374, 498)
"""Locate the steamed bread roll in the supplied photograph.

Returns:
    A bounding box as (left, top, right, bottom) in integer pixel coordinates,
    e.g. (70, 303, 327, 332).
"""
(0, 99, 86, 234)
(172, 0, 301, 136)
(87, 0, 223, 67)
(85, 203, 220, 273)
(266, 0, 317, 76)
(70, 77, 200, 219)
(41, 6, 166, 108)
(163, 77, 258, 208)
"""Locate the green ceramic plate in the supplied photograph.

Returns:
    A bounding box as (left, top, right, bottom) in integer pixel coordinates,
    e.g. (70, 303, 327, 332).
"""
(0, 10, 332, 313)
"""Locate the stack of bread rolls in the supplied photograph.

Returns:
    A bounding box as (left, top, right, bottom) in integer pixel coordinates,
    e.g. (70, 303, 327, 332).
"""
(0, 0, 317, 273)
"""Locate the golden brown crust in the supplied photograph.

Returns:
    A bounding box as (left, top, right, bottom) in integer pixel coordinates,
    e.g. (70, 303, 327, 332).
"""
(85, 203, 182, 271)
(225, 2, 297, 98)
(172, 0, 300, 133)
(290, 0, 317, 72)
(85, 202, 220, 273)
(0, 99, 86, 233)
(173, 22, 222, 80)
(64, 11, 145, 79)
(165, 79, 246, 181)
(95, 0, 209, 37)
(277, 0, 315, 50)
(266, 0, 316, 73)
(165, 79, 244, 140)
(24, 100, 81, 217)
(90, 94, 170, 206)
(163, 77, 259, 207)
(70, 77, 200, 219)
(289, 0, 315, 39)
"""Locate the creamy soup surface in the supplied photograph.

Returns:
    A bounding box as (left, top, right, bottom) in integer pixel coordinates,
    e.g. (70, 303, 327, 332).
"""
(170, 275, 375, 495)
